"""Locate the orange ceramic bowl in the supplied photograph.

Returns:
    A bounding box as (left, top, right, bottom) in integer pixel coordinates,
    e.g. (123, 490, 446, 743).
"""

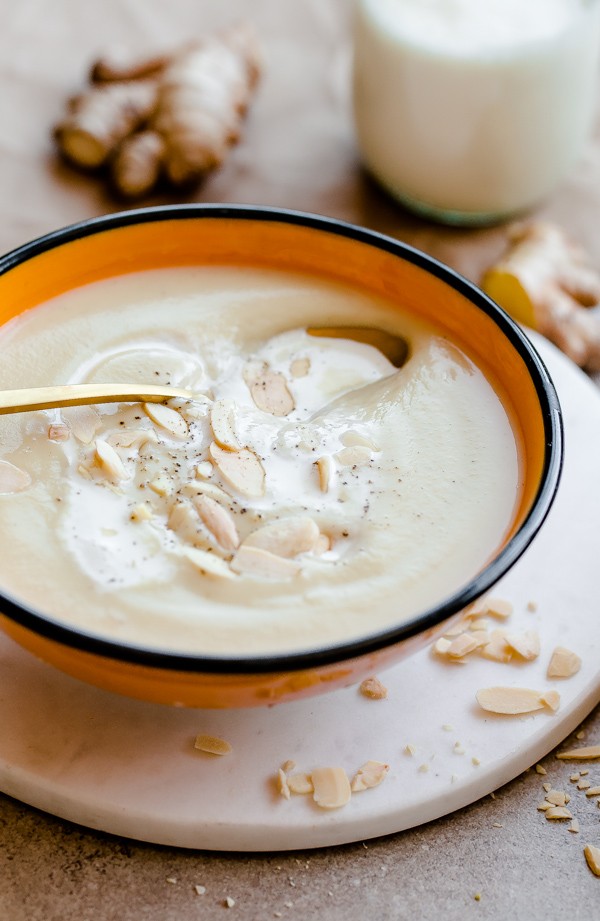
(0, 205, 562, 708)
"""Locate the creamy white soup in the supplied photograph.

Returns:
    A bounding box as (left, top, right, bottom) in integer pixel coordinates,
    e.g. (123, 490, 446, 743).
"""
(0, 266, 520, 654)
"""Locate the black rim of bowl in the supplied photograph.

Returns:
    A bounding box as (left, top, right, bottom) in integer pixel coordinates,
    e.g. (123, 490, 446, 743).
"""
(0, 204, 564, 674)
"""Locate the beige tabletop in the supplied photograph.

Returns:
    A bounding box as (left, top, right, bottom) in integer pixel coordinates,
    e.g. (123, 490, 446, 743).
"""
(1, 1, 599, 918)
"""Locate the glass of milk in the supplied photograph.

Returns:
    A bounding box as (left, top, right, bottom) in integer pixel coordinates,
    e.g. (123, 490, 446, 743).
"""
(353, 0, 600, 225)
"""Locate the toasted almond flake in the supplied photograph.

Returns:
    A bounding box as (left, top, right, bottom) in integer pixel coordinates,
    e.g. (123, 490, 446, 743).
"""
(143, 401, 189, 439)
(130, 503, 152, 522)
(95, 439, 128, 481)
(547, 646, 582, 679)
(542, 782, 552, 793)
(535, 764, 547, 775)
(545, 790, 567, 806)
(505, 630, 540, 661)
(359, 677, 388, 700)
(209, 443, 265, 498)
(311, 767, 351, 809)
(281, 760, 296, 773)
(585, 787, 600, 797)
(278, 768, 291, 800)
(334, 445, 372, 467)
(578, 779, 591, 790)
(194, 495, 239, 551)
(583, 844, 600, 876)
(48, 423, 70, 442)
(194, 885, 207, 896)
(484, 598, 513, 619)
(210, 400, 241, 450)
(290, 357, 310, 378)
(569, 819, 580, 833)
(148, 476, 172, 496)
(243, 516, 319, 558)
(182, 547, 235, 580)
(434, 637, 452, 656)
(570, 773, 581, 782)
(447, 634, 480, 658)
(315, 455, 333, 492)
(540, 690, 560, 712)
(444, 620, 469, 637)
(62, 405, 101, 443)
(195, 461, 213, 479)
(0, 460, 32, 494)
(350, 760, 389, 792)
(545, 806, 572, 820)
(557, 746, 600, 761)
(479, 630, 513, 663)
(288, 773, 314, 795)
(231, 545, 301, 581)
(340, 430, 380, 451)
(537, 801, 552, 811)
(194, 734, 232, 756)
(404, 744, 417, 756)
(248, 368, 295, 417)
(475, 686, 546, 715)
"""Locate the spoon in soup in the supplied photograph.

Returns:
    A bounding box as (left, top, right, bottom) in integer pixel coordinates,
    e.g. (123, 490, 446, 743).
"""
(0, 327, 408, 415)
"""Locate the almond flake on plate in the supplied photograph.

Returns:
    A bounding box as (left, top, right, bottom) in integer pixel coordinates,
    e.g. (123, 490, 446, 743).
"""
(311, 767, 351, 809)
(143, 401, 189, 438)
(350, 760, 389, 792)
(505, 630, 540, 661)
(209, 443, 265, 498)
(547, 646, 582, 679)
(475, 686, 557, 715)
(210, 400, 241, 450)
(287, 773, 314, 795)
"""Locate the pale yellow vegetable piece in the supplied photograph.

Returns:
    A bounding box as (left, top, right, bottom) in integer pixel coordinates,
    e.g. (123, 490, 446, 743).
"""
(311, 767, 351, 809)
(350, 760, 389, 792)
(584, 844, 600, 876)
(0, 460, 32, 494)
(243, 516, 319, 558)
(547, 646, 582, 679)
(143, 401, 189, 438)
(210, 399, 241, 450)
(194, 734, 232, 755)
(209, 442, 265, 498)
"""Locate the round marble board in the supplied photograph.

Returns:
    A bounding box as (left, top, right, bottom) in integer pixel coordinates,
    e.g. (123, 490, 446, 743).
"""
(0, 335, 599, 852)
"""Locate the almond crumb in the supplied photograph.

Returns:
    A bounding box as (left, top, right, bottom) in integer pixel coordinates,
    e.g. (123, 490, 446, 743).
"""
(484, 598, 513, 619)
(584, 844, 600, 877)
(418, 763, 429, 773)
(505, 630, 540, 661)
(569, 819, 580, 834)
(404, 743, 417, 756)
(359, 677, 388, 700)
(492, 822, 503, 828)
(281, 760, 296, 773)
(542, 782, 552, 793)
(526, 600, 538, 612)
(194, 734, 232, 756)
(194, 885, 207, 895)
(545, 806, 572, 820)
(578, 779, 591, 791)
(224, 896, 236, 908)
(570, 773, 581, 782)
(535, 764, 547, 775)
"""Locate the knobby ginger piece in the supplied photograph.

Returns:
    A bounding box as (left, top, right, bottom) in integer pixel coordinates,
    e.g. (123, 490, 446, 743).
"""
(475, 686, 559, 715)
(556, 745, 600, 761)
(547, 646, 582, 679)
(482, 222, 600, 371)
(110, 129, 166, 198)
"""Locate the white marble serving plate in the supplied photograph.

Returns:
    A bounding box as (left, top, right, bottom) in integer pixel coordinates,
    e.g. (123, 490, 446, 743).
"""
(1, 336, 598, 851)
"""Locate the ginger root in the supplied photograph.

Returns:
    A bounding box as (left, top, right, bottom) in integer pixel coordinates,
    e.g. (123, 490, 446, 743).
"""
(482, 222, 600, 371)
(54, 24, 261, 197)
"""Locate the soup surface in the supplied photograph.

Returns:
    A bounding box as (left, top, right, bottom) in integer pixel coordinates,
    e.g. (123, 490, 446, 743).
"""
(0, 266, 520, 655)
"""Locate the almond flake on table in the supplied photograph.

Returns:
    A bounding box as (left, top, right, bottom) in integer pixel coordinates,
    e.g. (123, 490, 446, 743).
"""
(583, 844, 600, 877)
(556, 745, 600, 761)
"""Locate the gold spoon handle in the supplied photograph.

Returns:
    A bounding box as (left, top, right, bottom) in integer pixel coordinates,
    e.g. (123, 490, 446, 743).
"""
(0, 383, 193, 415)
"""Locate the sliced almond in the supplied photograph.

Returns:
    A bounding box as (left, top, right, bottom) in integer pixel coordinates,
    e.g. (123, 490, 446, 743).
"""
(447, 634, 480, 658)
(168, 501, 203, 545)
(109, 428, 158, 450)
(288, 772, 314, 795)
(359, 677, 388, 700)
(94, 439, 128, 481)
(311, 767, 351, 809)
(584, 844, 600, 877)
(334, 445, 372, 467)
(433, 637, 452, 656)
(130, 503, 152, 522)
(0, 460, 31, 494)
(547, 646, 582, 679)
(539, 690, 560, 712)
(315, 455, 333, 492)
(195, 461, 213, 479)
(350, 760, 389, 792)
(278, 768, 291, 800)
(182, 480, 232, 504)
(479, 630, 513, 663)
(585, 787, 600, 797)
(194, 495, 239, 551)
(48, 423, 70, 442)
(247, 367, 295, 417)
(537, 801, 552, 811)
(475, 686, 546, 715)
(209, 443, 265, 498)
(148, 475, 172, 497)
(578, 779, 591, 790)
(231, 545, 301, 581)
(62, 405, 101, 443)
(182, 546, 235, 580)
(281, 759, 296, 773)
(340, 430, 380, 451)
(483, 598, 513, 619)
(210, 400, 241, 450)
(243, 516, 319, 558)
(545, 789, 568, 806)
(505, 630, 540, 661)
(569, 818, 580, 833)
(545, 806, 572, 820)
(194, 734, 232, 755)
(557, 746, 600, 761)
(290, 357, 310, 378)
(143, 402, 189, 439)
